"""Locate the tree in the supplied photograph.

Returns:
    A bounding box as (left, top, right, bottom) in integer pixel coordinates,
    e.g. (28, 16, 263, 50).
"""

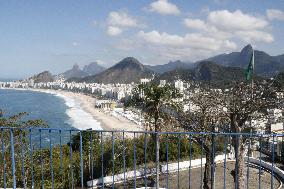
(178, 88, 228, 189)
(222, 80, 283, 189)
(0, 109, 46, 127)
(0, 109, 46, 187)
(128, 83, 182, 188)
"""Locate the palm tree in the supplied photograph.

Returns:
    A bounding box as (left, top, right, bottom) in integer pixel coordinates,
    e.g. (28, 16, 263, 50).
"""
(128, 83, 182, 188)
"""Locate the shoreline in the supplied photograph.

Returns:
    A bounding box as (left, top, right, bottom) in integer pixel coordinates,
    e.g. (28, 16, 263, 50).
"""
(2, 88, 143, 132)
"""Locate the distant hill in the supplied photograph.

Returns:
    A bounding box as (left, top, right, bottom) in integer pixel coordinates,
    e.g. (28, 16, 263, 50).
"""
(156, 68, 195, 81)
(156, 61, 253, 88)
(204, 44, 284, 78)
(30, 71, 54, 83)
(60, 64, 88, 80)
(275, 54, 284, 63)
(82, 62, 106, 75)
(78, 57, 155, 84)
(60, 62, 106, 80)
(194, 61, 245, 82)
(146, 60, 193, 73)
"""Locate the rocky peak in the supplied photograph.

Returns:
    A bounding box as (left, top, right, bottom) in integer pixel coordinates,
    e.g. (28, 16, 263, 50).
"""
(240, 44, 253, 58)
(72, 64, 80, 70)
(113, 57, 144, 70)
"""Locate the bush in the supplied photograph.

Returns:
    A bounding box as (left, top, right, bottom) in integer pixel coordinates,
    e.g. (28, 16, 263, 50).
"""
(0, 131, 225, 188)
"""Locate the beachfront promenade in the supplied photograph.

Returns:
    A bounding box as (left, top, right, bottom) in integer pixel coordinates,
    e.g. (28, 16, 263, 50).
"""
(0, 128, 283, 188)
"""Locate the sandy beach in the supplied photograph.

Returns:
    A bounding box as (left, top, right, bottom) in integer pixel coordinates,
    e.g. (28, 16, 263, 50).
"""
(31, 89, 144, 132)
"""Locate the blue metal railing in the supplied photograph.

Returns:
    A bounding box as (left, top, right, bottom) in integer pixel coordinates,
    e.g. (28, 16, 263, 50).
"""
(0, 127, 283, 189)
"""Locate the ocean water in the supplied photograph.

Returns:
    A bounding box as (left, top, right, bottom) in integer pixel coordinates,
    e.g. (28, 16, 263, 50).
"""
(0, 89, 71, 129)
(0, 89, 102, 145)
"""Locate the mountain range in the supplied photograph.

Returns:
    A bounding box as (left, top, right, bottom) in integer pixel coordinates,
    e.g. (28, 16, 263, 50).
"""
(29, 44, 284, 85)
(60, 62, 105, 80)
(146, 60, 193, 73)
(203, 44, 284, 77)
(75, 57, 155, 84)
(155, 61, 249, 88)
(75, 57, 249, 87)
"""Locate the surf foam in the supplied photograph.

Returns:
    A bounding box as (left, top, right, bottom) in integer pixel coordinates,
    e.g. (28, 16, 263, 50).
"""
(29, 89, 102, 130)
(55, 93, 102, 130)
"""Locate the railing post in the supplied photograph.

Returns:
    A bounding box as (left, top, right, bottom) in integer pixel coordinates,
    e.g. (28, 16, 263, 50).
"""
(20, 129, 27, 189)
(69, 130, 74, 189)
(144, 132, 147, 188)
(189, 134, 192, 189)
(101, 132, 104, 189)
(59, 130, 63, 188)
(200, 136, 204, 189)
(178, 133, 181, 189)
(259, 134, 263, 189)
(1, 128, 7, 189)
(29, 129, 34, 189)
(166, 133, 169, 189)
(49, 129, 54, 189)
(111, 131, 115, 189)
(10, 129, 16, 189)
(90, 131, 94, 189)
(40, 129, 44, 189)
(155, 132, 160, 189)
(123, 132, 126, 189)
(211, 132, 216, 189)
(271, 134, 275, 189)
(234, 135, 239, 189)
(134, 132, 137, 189)
(79, 131, 83, 188)
(247, 130, 252, 189)
(223, 135, 228, 189)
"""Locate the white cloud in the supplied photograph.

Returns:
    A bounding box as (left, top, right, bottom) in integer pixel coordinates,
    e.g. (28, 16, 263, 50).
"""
(107, 11, 139, 27)
(149, 0, 180, 15)
(107, 26, 123, 36)
(106, 10, 141, 36)
(183, 18, 208, 31)
(183, 9, 274, 43)
(137, 30, 183, 46)
(208, 10, 269, 31)
(235, 30, 274, 43)
(137, 30, 237, 51)
(267, 9, 284, 21)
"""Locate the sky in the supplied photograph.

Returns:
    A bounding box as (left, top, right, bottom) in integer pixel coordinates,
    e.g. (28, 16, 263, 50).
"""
(1, 0, 284, 79)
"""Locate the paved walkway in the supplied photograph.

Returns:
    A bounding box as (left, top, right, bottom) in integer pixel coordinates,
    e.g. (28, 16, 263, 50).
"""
(105, 162, 281, 189)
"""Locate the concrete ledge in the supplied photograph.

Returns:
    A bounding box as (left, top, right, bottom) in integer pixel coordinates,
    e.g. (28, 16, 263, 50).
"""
(247, 157, 284, 181)
(87, 168, 156, 188)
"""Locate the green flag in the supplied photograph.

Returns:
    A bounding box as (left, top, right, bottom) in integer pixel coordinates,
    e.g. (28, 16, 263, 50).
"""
(245, 50, 254, 81)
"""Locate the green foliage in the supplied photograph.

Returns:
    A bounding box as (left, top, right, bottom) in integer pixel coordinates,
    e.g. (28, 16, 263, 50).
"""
(0, 110, 47, 187)
(0, 129, 228, 188)
(128, 83, 182, 131)
(0, 109, 47, 128)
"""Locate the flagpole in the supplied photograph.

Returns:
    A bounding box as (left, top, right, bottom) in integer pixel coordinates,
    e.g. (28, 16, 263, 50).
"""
(251, 49, 254, 100)
(249, 49, 254, 157)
